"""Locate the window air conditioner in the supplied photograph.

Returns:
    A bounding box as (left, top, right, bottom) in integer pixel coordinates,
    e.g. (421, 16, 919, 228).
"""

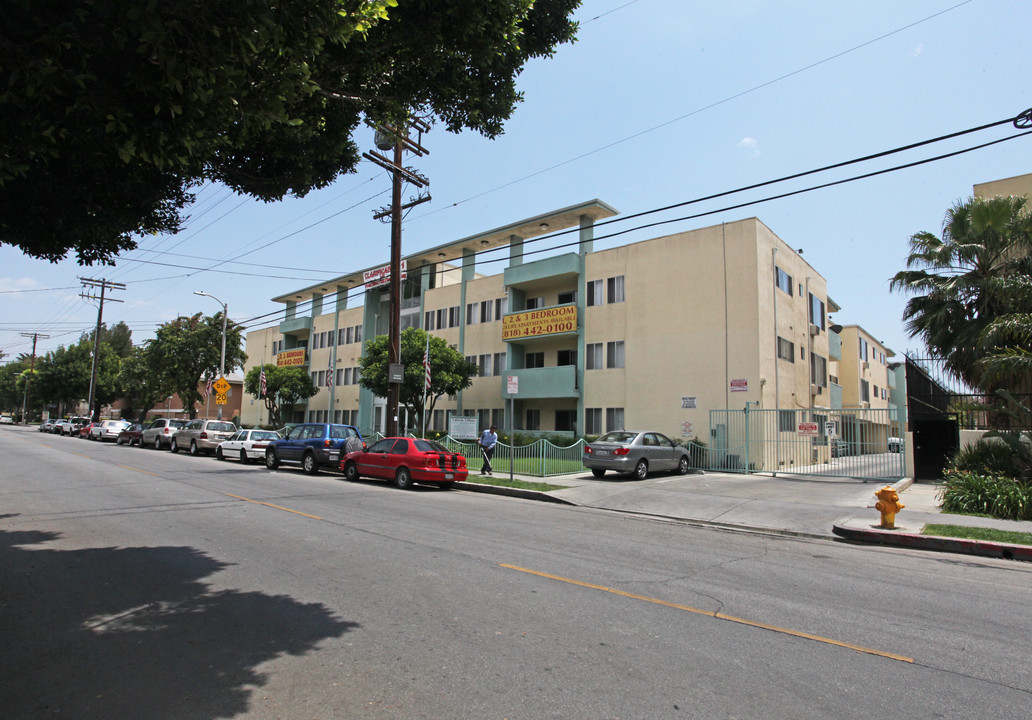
(810, 384, 819, 396)
(809, 324, 819, 336)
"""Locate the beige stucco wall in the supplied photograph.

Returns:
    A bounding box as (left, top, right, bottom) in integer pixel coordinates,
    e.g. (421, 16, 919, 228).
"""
(974, 173, 1032, 200)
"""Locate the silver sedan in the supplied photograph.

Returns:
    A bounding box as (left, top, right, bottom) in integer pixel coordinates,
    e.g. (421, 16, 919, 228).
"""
(583, 430, 691, 479)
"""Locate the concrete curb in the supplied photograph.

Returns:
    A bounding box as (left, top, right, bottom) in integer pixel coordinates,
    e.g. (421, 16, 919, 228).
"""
(832, 522, 1032, 562)
(458, 481, 577, 505)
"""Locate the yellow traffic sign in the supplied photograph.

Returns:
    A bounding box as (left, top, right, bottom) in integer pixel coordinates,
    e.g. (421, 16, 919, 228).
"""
(215, 392, 228, 405)
(212, 377, 230, 394)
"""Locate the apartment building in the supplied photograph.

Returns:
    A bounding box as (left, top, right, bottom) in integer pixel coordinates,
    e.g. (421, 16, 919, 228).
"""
(242, 198, 901, 455)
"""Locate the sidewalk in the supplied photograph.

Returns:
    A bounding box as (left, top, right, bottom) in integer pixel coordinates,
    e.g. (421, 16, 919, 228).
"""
(460, 470, 1032, 562)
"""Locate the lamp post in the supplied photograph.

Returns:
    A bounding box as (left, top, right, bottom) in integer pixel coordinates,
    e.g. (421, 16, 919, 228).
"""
(194, 291, 228, 419)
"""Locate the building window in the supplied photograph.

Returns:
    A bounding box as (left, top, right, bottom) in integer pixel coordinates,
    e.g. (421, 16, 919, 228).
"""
(874, 384, 879, 399)
(606, 407, 625, 432)
(557, 349, 577, 366)
(860, 380, 870, 402)
(525, 409, 540, 431)
(555, 409, 576, 432)
(586, 279, 603, 307)
(859, 338, 869, 360)
(354, 325, 362, 343)
(436, 308, 446, 330)
(424, 310, 434, 331)
(493, 352, 506, 376)
(480, 300, 493, 323)
(585, 408, 602, 435)
(810, 353, 827, 387)
(526, 296, 544, 310)
(778, 409, 795, 432)
(607, 275, 625, 303)
(478, 354, 492, 377)
(433, 410, 444, 430)
(809, 293, 826, 330)
(607, 341, 625, 368)
(495, 297, 508, 320)
(777, 336, 795, 362)
(558, 290, 576, 305)
(477, 409, 490, 430)
(449, 305, 460, 328)
(466, 302, 480, 325)
(525, 352, 545, 368)
(586, 343, 603, 370)
(775, 266, 793, 295)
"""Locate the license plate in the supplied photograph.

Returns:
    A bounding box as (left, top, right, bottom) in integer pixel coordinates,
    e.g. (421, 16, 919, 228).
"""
(596, 450, 610, 457)
(328, 451, 339, 460)
(444, 473, 454, 479)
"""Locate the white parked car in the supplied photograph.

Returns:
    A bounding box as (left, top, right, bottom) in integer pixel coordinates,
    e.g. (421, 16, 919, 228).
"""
(216, 429, 283, 463)
(90, 419, 132, 442)
(0, 415, 14, 425)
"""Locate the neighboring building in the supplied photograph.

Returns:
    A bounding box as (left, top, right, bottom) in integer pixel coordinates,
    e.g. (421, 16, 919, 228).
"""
(242, 199, 903, 454)
(973, 172, 1032, 201)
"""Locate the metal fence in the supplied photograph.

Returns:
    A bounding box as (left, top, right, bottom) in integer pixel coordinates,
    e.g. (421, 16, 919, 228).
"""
(709, 407, 905, 482)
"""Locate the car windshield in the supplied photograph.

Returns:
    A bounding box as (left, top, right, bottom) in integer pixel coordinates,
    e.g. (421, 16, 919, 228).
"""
(251, 431, 279, 441)
(169, 420, 187, 428)
(414, 439, 449, 453)
(596, 431, 637, 444)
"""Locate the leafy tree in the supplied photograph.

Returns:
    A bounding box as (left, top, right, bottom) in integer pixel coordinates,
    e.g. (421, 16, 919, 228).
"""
(890, 195, 1032, 391)
(1, 0, 580, 263)
(82, 321, 135, 359)
(34, 343, 94, 413)
(0, 361, 28, 414)
(358, 327, 477, 430)
(244, 364, 318, 428)
(117, 345, 167, 422)
(146, 313, 247, 418)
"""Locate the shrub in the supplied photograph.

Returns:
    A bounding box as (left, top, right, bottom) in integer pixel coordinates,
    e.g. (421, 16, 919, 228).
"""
(947, 439, 1022, 476)
(939, 470, 1032, 520)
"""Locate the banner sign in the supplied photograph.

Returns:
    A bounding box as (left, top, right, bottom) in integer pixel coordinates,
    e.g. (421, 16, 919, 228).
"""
(363, 259, 407, 289)
(449, 415, 479, 440)
(276, 348, 307, 367)
(502, 305, 577, 340)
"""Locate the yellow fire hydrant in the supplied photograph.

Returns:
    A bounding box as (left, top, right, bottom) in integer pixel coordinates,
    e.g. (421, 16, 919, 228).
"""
(874, 486, 905, 529)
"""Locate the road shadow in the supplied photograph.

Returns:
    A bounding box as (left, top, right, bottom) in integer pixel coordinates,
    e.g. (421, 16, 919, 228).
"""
(0, 519, 357, 719)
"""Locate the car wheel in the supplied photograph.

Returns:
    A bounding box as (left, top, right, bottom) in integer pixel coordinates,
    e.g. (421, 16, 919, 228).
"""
(265, 449, 279, 470)
(395, 467, 413, 490)
(170, 438, 179, 453)
(116, 435, 124, 445)
(189, 440, 199, 456)
(677, 456, 690, 475)
(344, 461, 359, 482)
(153, 436, 162, 450)
(591, 468, 606, 479)
(633, 459, 648, 480)
(216, 447, 225, 461)
(240, 449, 249, 464)
(302, 452, 320, 475)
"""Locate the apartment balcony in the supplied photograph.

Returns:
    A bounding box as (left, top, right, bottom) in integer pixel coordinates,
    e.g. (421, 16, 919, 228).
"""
(502, 366, 579, 399)
(504, 252, 581, 290)
(279, 316, 312, 336)
(829, 382, 843, 409)
(828, 330, 842, 361)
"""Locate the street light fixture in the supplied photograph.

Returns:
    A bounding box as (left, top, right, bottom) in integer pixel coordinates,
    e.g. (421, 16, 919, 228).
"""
(194, 291, 228, 419)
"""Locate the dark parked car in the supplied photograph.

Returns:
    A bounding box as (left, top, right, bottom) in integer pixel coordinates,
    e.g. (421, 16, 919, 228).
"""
(342, 437, 467, 489)
(116, 423, 145, 446)
(265, 423, 364, 475)
(583, 430, 692, 479)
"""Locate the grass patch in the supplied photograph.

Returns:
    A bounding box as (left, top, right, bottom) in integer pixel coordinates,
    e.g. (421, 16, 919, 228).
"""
(466, 475, 567, 492)
(923, 523, 1032, 546)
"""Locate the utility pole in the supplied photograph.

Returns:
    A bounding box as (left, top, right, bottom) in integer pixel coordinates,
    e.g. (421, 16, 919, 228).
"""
(80, 278, 125, 420)
(20, 332, 49, 422)
(363, 118, 431, 437)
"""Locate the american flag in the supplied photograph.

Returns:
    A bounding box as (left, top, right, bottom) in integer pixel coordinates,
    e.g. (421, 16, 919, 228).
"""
(205, 376, 213, 397)
(327, 355, 335, 388)
(423, 344, 431, 390)
(259, 367, 267, 397)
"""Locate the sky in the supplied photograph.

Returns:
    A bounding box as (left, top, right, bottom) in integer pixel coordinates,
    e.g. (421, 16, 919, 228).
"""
(2, 0, 1031, 366)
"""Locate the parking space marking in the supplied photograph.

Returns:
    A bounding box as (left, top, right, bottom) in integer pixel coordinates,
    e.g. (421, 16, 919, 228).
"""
(501, 563, 913, 663)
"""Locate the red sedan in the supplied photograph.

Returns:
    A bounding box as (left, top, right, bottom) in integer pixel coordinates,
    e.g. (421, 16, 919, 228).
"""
(341, 437, 467, 490)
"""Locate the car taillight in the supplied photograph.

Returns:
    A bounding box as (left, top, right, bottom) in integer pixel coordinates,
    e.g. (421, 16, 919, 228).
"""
(200, 431, 208, 439)
(614, 448, 630, 456)
(323, 438, 332, 448)
(163, 428, 171, 435)
(253, 443, 266, 450)
(584, 446, 593, 454)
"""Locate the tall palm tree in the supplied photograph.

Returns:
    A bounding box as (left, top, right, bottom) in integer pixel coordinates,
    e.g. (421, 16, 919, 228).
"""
(890, 195, 1032, 390)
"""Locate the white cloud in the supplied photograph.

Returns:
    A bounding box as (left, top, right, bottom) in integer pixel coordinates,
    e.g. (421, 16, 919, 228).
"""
(0, 277, 41, 293)
(738, 137, 760, 157)
(910, 44, 923, 58)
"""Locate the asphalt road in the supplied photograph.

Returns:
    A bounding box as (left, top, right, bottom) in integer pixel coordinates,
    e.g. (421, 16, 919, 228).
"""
(3, 424, 1032, 719)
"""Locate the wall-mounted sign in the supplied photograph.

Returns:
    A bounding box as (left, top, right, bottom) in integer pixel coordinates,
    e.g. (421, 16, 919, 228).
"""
(363, 259, 407, 289)
(501, 305, 577, 340)
(798, 422, 819, 437)
(681, 396, 697, 409)
(507, 375, 519, 395)
(449, 415, 479, 440)
(730, 378, 748, 392)
(682, 421, 694, 437)
(276, 348, 307, 367)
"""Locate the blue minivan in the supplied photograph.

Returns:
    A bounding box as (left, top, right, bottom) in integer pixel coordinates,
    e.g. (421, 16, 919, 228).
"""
(264, 423, 364, 475)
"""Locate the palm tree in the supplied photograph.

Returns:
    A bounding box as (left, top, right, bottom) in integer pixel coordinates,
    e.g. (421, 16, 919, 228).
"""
(890, 195, 1032, 391)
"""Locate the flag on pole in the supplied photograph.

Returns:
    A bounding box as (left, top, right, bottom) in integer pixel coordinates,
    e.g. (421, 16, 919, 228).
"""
(327, 355, 335, 387)
(206, 375, 214, 397)
(259, 366, 267, 397)
(423, 341, 431, 390)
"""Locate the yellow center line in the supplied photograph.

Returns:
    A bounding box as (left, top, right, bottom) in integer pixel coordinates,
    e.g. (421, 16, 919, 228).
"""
(500, 563, 913, 664)
(224, 493, 324, 520)
(118, 465, 162, 477)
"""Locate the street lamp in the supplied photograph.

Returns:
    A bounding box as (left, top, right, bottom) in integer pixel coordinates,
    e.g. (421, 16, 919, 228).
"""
(194, 291, 228, 419)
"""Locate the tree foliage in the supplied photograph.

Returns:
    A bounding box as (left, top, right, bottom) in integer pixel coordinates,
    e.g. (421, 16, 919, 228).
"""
(146, 312, 247, 418)
(117, 345, 167, 422)
(890, 195, 1032, 391)
(243, 363, 318, 428)
(358, 327, 477, 429)
(1, 0, 581, 263)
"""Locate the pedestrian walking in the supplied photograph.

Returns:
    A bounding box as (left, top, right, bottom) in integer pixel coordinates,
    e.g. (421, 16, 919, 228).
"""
(479, 425, 498, 476)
